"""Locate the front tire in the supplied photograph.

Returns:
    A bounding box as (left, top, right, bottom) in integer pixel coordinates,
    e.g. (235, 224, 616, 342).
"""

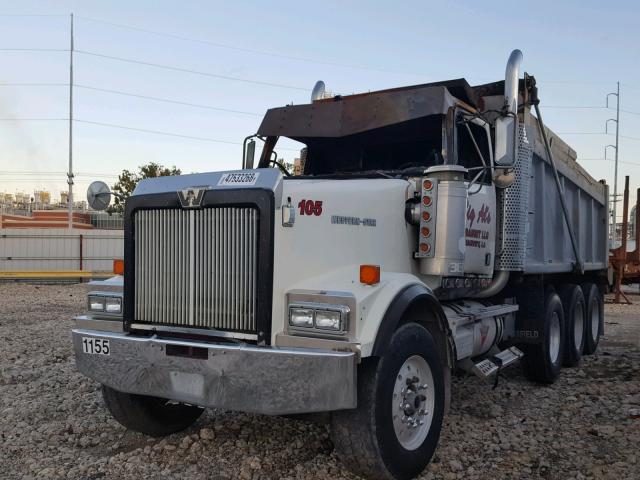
(522, 290, 565, 384)
(331, 323, 445, 480)
(102, 385, 204, 437)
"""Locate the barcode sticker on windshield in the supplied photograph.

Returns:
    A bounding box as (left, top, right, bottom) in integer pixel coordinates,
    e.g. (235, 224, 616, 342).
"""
(218, 172, 259, 187)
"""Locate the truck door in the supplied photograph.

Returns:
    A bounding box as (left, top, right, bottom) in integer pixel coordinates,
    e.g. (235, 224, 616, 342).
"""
(455, 113, 496, 276)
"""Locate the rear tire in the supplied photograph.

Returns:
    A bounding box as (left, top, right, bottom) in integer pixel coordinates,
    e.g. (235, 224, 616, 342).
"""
(582, 283, 603, 355)
(558, 284, 586, 367)
(331, 323, 445, 480)
(522, 290, 565, 384)
(102, 385, 204, 437)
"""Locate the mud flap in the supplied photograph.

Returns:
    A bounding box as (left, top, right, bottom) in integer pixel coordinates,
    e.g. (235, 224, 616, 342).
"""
(513, 276, 545, 345)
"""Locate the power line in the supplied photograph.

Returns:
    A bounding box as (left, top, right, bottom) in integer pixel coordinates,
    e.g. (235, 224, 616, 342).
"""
(0, 171, 119, 178)
(74, 118, 300, 151)
(75, 84, 260, 116)
(556, 131, 607, 135)
(543, 105, 605, 109)
(579, 158, 640, 166)
(75, 49, 309, 91)
(0, 116, 300, 150)
(0, 117, 67, 121)
(2, 81, 637, 120)
(76, 15, 422, 77)
(0, 82, 68, 86)
(74, 118, 243, 144)
(0, 48, 67, 52)
(541, 80, 614, 85)
(0, 14, 66, 17)
(0, 82, 262, 116)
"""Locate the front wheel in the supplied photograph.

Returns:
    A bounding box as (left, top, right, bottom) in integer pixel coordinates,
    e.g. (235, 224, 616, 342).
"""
(102, 385, 204, 437)
(331, 323, 445, 480)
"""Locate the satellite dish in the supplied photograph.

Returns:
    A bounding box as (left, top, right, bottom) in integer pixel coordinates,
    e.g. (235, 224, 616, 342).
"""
(311, 80, 326, 102)
(87, 181, 112, 211)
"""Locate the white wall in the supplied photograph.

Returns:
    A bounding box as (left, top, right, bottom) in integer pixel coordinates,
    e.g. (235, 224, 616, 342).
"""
(0, 228, 123, 272)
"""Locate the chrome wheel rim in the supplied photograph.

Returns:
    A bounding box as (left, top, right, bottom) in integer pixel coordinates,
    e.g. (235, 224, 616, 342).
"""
(391, 355, 434, 451)
(574, 302, 584, 347)
(549, 312, 561, 364)
(591, 301, 599, 339)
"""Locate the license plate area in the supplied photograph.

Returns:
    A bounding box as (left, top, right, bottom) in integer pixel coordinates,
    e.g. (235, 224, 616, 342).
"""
(82, 337, 110, 355)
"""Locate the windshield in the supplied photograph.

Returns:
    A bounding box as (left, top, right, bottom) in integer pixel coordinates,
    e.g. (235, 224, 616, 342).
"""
(276, 115, 444, 176)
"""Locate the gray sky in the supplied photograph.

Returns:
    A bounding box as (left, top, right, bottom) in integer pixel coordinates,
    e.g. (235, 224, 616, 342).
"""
(0, 0, 638, 222)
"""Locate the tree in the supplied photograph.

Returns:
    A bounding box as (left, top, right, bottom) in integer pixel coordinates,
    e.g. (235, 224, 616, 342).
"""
(107, 162, 181, 214)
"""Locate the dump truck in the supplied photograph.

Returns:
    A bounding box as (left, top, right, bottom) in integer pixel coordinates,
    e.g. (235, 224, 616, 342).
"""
(74, 50, 608, 480)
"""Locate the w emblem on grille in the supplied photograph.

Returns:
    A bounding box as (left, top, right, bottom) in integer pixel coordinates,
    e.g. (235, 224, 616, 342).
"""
(178, 187, 205, 208)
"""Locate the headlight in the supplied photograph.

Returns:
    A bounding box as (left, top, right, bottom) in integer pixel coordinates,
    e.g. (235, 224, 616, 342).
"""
(88, 295, 106, 312)
(288, 303, 349, 333)
(105, 297, 122, 314)
(88, 293, 123, 316)
(315, 309, 342, 331)
(289, 307, 314, 328)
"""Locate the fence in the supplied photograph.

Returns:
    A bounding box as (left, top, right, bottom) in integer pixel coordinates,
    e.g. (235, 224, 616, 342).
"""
(0, 228, 124, 272)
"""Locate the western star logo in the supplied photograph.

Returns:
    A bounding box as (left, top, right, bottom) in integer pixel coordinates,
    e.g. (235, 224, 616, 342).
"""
(178, 187, 206, 208)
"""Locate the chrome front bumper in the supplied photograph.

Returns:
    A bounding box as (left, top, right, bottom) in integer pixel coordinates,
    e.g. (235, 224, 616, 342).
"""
(72, 329, 357, 415)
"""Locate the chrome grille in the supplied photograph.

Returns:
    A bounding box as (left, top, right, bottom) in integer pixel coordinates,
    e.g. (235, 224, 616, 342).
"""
(134, 208, 258, 333)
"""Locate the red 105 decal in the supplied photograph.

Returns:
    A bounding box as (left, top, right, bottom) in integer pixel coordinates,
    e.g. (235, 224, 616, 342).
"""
(297, 199, 323, 216)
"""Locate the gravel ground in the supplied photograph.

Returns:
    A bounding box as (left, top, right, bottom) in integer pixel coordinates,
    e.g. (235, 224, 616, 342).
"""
(1, 283, 639, 480)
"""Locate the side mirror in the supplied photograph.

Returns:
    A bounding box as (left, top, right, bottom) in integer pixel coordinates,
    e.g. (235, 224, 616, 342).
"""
(87, 181, 112, 211)
(244, 139, 256, 170)
(494, 116, 516, 167)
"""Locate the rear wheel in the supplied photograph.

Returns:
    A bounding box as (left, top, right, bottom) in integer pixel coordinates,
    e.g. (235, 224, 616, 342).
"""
(582, 283, 603, 355)
(558, 284, 586, 367)
(331, 323, 445, 480)
(102, 385, 204, 437)
(522, 290, 565, 384)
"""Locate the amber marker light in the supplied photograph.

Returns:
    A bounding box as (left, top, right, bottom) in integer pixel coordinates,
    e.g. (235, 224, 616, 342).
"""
(113, 259, 125, 275)
(360, 265, 381, 285)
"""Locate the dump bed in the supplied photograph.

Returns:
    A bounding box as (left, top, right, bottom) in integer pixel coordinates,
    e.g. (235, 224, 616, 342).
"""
(496, 110, 609, 274)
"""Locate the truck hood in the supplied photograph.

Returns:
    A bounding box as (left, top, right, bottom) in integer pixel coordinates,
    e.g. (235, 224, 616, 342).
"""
(131, 168, 283, 204)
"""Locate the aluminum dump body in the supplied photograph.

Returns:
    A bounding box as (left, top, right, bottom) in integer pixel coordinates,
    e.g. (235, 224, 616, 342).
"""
(496, 111, 608, 274)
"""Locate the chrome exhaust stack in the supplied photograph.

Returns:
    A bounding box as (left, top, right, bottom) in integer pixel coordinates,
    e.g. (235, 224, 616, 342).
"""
(503, 49, 523, 115)
(493, 49, 523, 187)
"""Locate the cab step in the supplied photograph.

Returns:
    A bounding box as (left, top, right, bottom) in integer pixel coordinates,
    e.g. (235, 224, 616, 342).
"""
(469, 347, 524, 378)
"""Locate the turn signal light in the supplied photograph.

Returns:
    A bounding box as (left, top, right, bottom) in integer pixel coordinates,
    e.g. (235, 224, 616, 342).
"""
(113, 259, 124, 275)
(419, 243, 431, 253)
(360, 265, 380, 285)
(423, 179, 433, 191)
(422, 196, 432, 206)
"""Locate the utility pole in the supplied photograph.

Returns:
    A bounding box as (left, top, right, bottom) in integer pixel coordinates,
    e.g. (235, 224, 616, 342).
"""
(67, 13, 74, 229)
(606, 82, 620, 246)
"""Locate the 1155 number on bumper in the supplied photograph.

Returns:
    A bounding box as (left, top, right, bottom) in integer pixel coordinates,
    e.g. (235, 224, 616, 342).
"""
(82, 337, 110, 355)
